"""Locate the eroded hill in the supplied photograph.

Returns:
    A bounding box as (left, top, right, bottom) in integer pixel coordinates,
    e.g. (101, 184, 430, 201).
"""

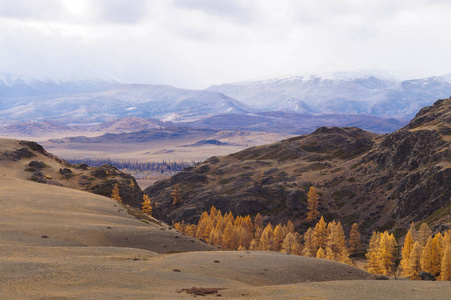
(145, 98, 451, 237)
(0, 138, 146, 210)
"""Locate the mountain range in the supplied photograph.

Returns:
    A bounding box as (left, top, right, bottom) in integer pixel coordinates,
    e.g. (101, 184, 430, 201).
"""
(207, 72, 451, 118)
(144, 97, 451, 237)
(1, 72, 451, 135)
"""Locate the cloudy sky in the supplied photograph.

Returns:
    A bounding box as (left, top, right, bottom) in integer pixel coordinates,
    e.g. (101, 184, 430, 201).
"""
(1, 0, 451, 88)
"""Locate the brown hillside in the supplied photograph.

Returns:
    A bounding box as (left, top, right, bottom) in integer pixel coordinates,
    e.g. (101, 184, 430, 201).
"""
(145, 98, 451, 237)
(0, 138, 147, 211)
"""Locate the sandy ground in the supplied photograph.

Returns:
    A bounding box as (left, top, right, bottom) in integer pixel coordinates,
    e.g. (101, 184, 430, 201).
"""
(2, 138, 451, 299)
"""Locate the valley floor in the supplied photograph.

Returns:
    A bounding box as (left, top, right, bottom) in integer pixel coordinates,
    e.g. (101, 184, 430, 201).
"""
(1, 175, 451, 299)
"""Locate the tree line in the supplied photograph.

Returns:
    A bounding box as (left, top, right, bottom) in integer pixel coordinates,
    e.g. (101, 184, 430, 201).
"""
(169, 186, 451, 281)
(68, 158, 195, 173)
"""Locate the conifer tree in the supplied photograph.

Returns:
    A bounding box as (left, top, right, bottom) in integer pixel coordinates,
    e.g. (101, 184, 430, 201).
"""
(409, 241, 423, 278)
(365, 232, 381, 274)
(408, 222, 417, 242)
(249, 239, 259, 250)
(421, 235, 442, 276)
(286, 220, 295, 234)
(377, 232, 398, 276)
(260, 223, 275, 251)
(257, 170, 264, 185)
(273, 224, 285, 251)
(254, 213, 263, 230)
(302, 228, 316, 257)
(221, 221, 234, 250)
(348, 223, 363, 256)
(142, 194, 152, 215)
(281, 232, 299, 254)
(417, 223, 432, 247)
(171, 184, 182, 205)
(441, 245, 451, 281)
(306, 187, 320, 222)
(316, 247, 326, 259)
(400, 229, 414, 276)
(111, 183, 121, 202)
(313, 216, 327, 250)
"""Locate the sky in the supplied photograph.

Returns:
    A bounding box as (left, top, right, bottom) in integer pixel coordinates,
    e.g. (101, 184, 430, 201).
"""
(1, 0, 451, 89)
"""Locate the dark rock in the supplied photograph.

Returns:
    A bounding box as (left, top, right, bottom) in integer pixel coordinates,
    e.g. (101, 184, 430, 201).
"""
(3, 147, 36, 161)
(91, 165, 121, 179)
(418, 271, 436, 281)
(59, 168, 72, 175)
(28, 161, 47, 170)
(75, 163, 89, 170)
(89, 178, 143, 208)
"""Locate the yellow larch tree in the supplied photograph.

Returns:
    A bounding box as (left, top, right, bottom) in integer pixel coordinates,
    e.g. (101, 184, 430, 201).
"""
(365, 231, 382, 274)
(441, 245, 451, 281)
(400, 228, 415, 276)
(348, 223, 363, 256)
(420, 235, 442, 276)
(281, 232, 300, 255)
(409, 241, 423, 279)
(377, 231, 398, 276)
(254, 213, 264, 229)
(316, 247, 326, 259)
(142, 194, 152, 215)
(260, 223, 275, 251)
(273, 224, 285, 251)
(171, 184, 182, 205)
(286, 220, 295, 234)
(306, 187, 320, 222)
(221, 220, 234, 250)
(417, 223, 432, 247)
(313, 216, 327, 251)
(302, 228, 316, 257)
(111, 183, 121, 202)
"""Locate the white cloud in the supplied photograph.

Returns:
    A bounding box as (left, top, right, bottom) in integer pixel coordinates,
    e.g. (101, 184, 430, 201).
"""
(0, 0, 450, 88)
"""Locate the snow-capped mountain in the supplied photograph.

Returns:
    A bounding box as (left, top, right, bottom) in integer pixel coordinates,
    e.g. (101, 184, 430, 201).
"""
(207, 72, 451, 118)
(0, 77, 251, 124)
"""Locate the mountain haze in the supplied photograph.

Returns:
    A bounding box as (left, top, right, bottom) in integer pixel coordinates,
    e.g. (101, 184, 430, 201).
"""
(207, 73, 451, 119)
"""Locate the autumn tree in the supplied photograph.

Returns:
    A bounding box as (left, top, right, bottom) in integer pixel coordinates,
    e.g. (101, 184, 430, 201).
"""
(273, 224, 285, 251)
(142, 194, 152, 215)
(441, 245, 451, 281)
(316, 247, 326, 259)
(281, 232, 301, 255)
(313, 216, 327, 250)
(111, 183, 121, 202)
(421, 235, 442, 276)
(400, 228, 415, 276)
(377, 231, 398, 276)
(171, 184, 182, 205)
(257, 170, 264, 185)
(302, 228, 316, 257)
(409, 241, 423, 278)
(417, 223, 432, 247)
(306, 187, 320, 222)
(348, 223, 363, 256)
(365, 232, 382, 274)
(254, 213, 264, 230)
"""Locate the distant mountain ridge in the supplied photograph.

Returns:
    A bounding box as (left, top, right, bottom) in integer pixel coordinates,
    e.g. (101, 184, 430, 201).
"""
(1, 71, 450, 135)
(0, 77, 251, 124)
(207, 72, 451, 118)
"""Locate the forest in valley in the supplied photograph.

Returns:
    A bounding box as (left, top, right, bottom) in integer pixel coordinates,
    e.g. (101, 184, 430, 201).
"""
(67, 158, 195, 181)
(165, 187, 451, 281)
